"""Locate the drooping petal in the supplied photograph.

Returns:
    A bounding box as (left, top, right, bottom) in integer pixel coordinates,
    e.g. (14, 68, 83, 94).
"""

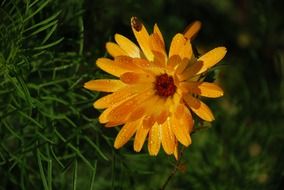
(161, 119, 175, 154)
(148, 123, 161, 156)
(183, 21, 202, 40)
(169, 33, 186, 58)
(84, 79, 125, 92)
(114, 120, 139, 149)
(106, 42, 127, 57)
(196, 47, 227, 75)
(131, 17, 154, 61)
(183, 94, 214, 121)
(134, 119, 151, 152)
(114, 34, 141, 58)
(179, 82, 224, 98)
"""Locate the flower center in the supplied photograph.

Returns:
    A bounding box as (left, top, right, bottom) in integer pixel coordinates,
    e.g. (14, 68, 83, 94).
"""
(155, 74, 176, 97)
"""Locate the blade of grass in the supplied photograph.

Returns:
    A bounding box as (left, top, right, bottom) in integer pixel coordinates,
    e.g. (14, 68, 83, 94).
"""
(27, 20, 58, 38)
(50, 145, 65, 168)
(84, 136, 109, 161)
(33, 37, 64, 50)
(24, 0, 50, 23)
(37, 148, 49, 190)
(89, 160, 97, 190)
(47, 159, 52, 190)
(24, 11, 61, 32)
(72, 158, 78, 190)
(54, 129, 95, 170)
(41, 23, 58, 45)
(78, 16, 84, 55)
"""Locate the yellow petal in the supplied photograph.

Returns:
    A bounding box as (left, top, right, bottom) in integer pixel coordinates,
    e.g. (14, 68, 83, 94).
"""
(171, 106, 191, 146)
(197, 47, 227, 75)
(169, 33, 186, 58)
(183, 95, 214, 121)
(176, 58, 190, 75)
(167, 55, 181, 73)
(99, 107, 113, 123)
(134, 119, 151, 152)
(148, 123, 161, 156)
(155, 98, 172, 124)
(132, 58, 163, 75)
(153, 23, 165, 47)
(96, 58, 124, 77)
(107, 89, 154, 123)
(183, 21, 202, 40)
(173, 143, 179, 160)
(114, 34, 141, 58)
(141, 96, 169, 125)
(105, 121, 125, 128)
(152, 51, 166, 68)
(142, 115, 156, 130)
(128, 95, 159, 121)
(178, 59, 202, 81)
(156, 109, 169, 124)
(114, 120, 139, 149)
(128, 107, 145, 122)
(173, 41, 193, 75)
(94, 84, 147, 109)
(114, 56, 145, 73)
(161, 119, 175, 154)
(132, 57, 152, 67)
(131, 17, 154, 61)
(178, 107, 194, 134)
(180, 40, 193, 60)
(97, 57, 145, 77)
(180, 82, 224, 98)
(84, 79, 125, 92)
(106, 42, 127, 57)
(120, 72, 154, 84)
(149, 32, 166, 56)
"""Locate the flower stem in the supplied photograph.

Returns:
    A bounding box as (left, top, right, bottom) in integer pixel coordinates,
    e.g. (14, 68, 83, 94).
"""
(160, 146, 186, 190)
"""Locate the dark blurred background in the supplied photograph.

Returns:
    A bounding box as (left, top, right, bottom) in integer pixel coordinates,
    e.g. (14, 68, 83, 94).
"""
(0, 0, 283, 189)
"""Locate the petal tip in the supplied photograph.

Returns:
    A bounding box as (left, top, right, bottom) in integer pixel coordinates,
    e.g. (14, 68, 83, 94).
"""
(83, 81, 91, 90)
(114, 142, 121, 149)
(131, 16, 142, 32)
(219, 46, 227, 56)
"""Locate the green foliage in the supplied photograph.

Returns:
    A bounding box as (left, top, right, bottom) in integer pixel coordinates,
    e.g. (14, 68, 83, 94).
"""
(0, 0, 283, 190)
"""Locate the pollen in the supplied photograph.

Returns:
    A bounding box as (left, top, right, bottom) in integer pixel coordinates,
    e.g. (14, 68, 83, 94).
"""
(155, 74, 176, 97)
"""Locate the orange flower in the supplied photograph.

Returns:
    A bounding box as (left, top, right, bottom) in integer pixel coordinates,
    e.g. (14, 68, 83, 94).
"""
(84, 17, 226, 159)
